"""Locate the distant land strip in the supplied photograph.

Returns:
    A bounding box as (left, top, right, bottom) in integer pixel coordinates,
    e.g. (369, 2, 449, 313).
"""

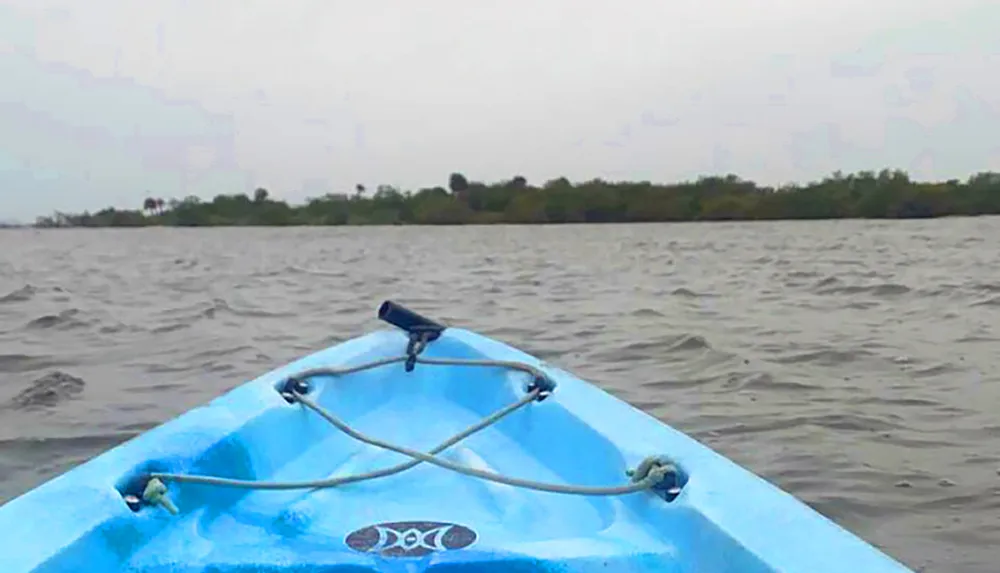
(30, 169, 1000, 227)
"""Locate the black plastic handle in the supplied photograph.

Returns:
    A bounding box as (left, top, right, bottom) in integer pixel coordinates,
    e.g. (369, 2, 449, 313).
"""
(377, 300, 445, 340)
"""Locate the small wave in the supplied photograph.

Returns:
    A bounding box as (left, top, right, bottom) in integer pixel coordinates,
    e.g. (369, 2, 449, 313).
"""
(805, 495, 903, 526)
(185, 344, 257, 362)
(704, 416, 812, 437)
(908, 363, 963, 378)
(816, 283, 911, 296)
(142, 363, 199, 374)
(171, 258, 200, 270)
(0, 354, 72, 374)
(511, 273, 542, 286)
(229, 306, 295, 319)
(852, 396, 942, 407)
(970, 296, 1000, 307)
(736, 372, 821, 392)
(203, 362, 237, 374)
(8, 371, 85, 409)
(971, 282, 1000, 293)
(129, 381, 186, 394)
(468, 266, 498, 277)
(282, 264, 344, 278)
(588, 334, 720, 367)
(0, 284, 38, 304)
(630, 308, 665, 318)
(841, 300, 881, 310)
(812, 412, 905, 432)
(97, 322, 145, 335)
(770, 348, 873, 366)
(670, 287, 713, 298)
(786, 270, 822, 279)
(641, 376, 719, 390)
(24, 309, 88, 330)
(200, 298, 230, 319)
(912, 492, 997, 512)
(151, 322, 190, 334)
(663, 334, 712, 352)
(811, 276, 841, 290)
(0, 432, 136, 450)
(154, 299, 228, 319)
(157, 297, 292, 322)
(203, 298, 292, 319)
(713, 412, 903, 436)
(546, 314, 577, 325)
(117, 421, 157, 433)
(916, 285, 958, 297)
(960, 454, 1000, 467)
(954, 334, 999, 343)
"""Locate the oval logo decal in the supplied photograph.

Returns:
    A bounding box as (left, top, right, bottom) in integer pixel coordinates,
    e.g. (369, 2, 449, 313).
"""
(345, 520, 477, 557)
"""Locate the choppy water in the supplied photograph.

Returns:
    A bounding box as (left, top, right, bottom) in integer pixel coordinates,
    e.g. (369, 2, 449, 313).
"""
(2, 220, 999, 571)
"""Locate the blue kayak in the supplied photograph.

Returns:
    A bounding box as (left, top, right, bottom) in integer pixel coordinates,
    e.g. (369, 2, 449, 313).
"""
(0, 300, 912, 572)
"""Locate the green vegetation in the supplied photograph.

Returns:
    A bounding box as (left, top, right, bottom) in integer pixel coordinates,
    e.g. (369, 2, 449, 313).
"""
(34, 169, 1000, 227)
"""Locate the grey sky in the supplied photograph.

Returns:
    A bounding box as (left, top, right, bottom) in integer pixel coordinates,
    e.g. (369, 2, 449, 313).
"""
(1, 0, 998, 221)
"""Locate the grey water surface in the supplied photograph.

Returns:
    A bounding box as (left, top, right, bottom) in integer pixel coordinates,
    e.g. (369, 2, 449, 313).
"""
(1, 220, 999, 572)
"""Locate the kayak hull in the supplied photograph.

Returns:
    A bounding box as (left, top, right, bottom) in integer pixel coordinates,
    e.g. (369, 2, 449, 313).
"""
(0, 314, 912, 572)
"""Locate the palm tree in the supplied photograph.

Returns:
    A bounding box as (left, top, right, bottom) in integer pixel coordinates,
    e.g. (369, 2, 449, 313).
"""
(449, 172, 470, 204)
(448, 172, 469, 195)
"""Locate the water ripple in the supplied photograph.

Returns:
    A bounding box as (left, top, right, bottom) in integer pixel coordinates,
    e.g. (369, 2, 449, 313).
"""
(0, 220, 998, 572)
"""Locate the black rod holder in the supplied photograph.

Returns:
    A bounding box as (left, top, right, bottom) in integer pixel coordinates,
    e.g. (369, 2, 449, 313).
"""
(377, 300, 446, 341)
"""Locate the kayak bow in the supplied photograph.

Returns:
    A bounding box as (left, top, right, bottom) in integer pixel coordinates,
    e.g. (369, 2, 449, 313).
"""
(0, 300, 913, 572)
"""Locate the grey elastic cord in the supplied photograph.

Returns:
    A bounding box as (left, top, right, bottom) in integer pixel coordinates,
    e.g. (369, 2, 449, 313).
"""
(143, 354, 675, 509)
(150, 388, 541, 490)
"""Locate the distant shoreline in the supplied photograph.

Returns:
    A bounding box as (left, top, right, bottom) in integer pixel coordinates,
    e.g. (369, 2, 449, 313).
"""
(30, 169, 1000, 228)
(15, 215, 1000, 231)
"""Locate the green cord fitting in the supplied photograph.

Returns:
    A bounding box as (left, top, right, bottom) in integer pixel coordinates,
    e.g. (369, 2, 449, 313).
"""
(142, 477, 179, 515)
(626, 456, 676, 486)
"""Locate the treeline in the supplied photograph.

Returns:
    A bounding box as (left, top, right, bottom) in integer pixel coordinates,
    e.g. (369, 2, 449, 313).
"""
(34, 169, 1000, 227)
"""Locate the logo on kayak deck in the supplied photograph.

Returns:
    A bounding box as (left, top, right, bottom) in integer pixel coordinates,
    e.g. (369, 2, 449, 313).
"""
(345, 521, 477, 557)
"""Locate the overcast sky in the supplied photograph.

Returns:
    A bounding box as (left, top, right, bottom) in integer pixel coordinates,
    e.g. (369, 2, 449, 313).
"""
(1, 0, 997, 221)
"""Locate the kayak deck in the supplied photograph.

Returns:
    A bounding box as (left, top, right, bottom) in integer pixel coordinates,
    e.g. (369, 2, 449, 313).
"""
(1, 302, 913, 572)
(116, 334, 687, 572)
(121, 386, 682, 572)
